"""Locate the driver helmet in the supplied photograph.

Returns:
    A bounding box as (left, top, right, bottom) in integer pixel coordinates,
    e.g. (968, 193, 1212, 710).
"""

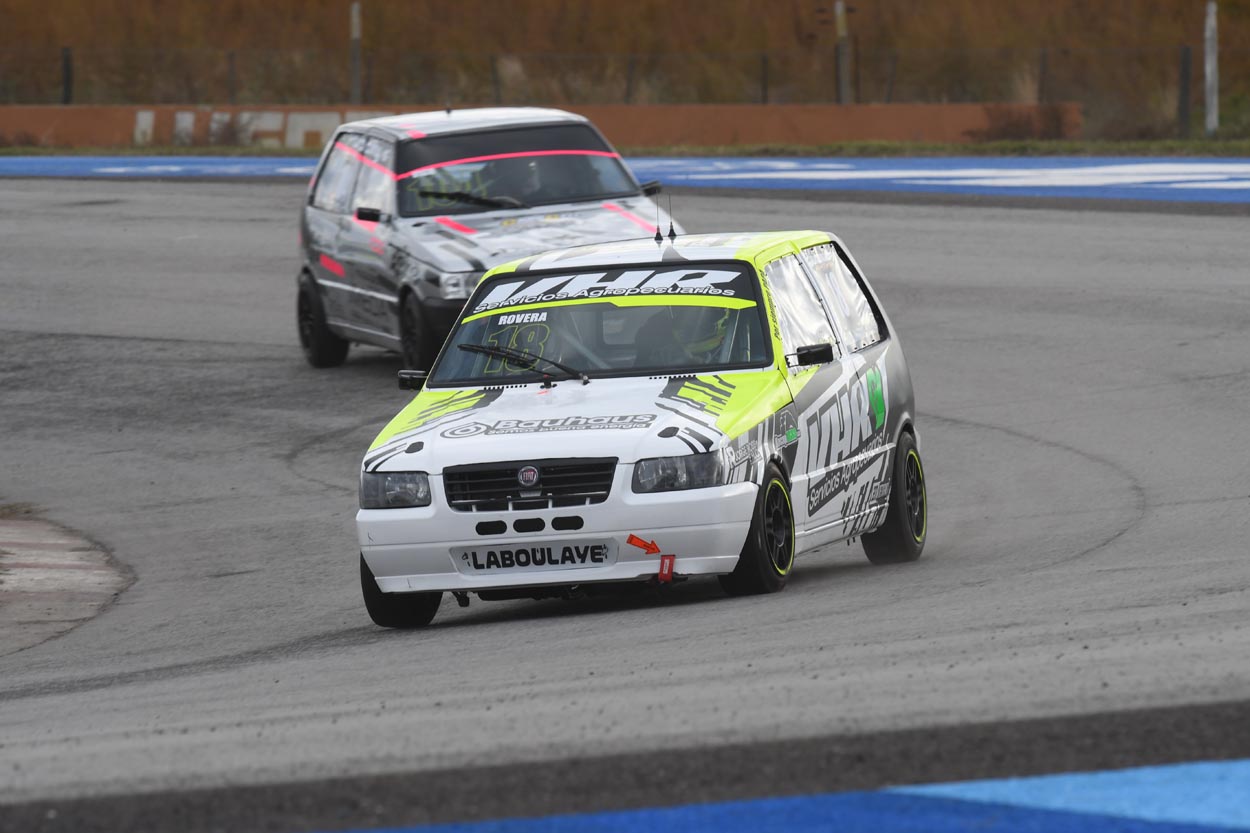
(669, 306, 731, 358)
(488, 157, 541, 200)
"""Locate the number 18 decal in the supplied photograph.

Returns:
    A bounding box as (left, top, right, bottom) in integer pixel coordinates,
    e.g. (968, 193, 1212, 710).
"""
(482, 323, 551, 374)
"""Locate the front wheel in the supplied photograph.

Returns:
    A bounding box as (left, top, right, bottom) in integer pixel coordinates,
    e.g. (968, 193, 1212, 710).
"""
(360, 555, 441, 628)
(861, 431, 927, 565)
(720, 463, 795, 596)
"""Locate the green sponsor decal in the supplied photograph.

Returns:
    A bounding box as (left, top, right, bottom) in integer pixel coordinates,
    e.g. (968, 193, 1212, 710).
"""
(369, 388, 492, 450)
(786, 427, 798, 443)
(656, 370, 795, 441)
(865, 366, 886, 431)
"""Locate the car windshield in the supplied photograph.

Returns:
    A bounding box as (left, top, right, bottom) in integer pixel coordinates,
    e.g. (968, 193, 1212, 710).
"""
(395, 124, 639, 217)
(428, 262, 772, 386)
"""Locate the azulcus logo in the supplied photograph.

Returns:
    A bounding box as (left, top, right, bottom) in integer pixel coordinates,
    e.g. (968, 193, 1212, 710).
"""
(442, 414, 656, 438)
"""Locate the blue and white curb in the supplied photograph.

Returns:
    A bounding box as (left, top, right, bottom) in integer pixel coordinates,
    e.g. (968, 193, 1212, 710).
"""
(627, 157, 1250, 203)
(2, 155, 1249, 203)
(322, 758, 1250, 832)
(0, 156, 317, 179)
(899, 758, 1250, 831)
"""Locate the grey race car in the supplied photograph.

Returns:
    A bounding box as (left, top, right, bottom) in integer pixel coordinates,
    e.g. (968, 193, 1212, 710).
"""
(297, 107, 677, 369)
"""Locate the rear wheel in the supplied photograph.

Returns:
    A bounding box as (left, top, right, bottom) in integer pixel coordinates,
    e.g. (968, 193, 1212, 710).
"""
(400, 294, 437, 371)
(297, 276, 349, 368)
(720, 463, 795, 596)
(360, 555, 441, 628)
(862, 431, 927, 565)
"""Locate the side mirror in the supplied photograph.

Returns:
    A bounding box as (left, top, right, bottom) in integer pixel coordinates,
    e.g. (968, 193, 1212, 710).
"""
(794, 343, 835, 367)
(640, 180, 663, 197)
(355, 206, 384, 223)
(398, 370, 427, 391)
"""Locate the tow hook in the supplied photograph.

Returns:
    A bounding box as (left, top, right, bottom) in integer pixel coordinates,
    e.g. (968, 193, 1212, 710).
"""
(452, 591, 470, 608)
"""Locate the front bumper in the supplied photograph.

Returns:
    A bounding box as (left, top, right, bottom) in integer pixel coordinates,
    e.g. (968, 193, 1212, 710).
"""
(357, 467, 757, 594)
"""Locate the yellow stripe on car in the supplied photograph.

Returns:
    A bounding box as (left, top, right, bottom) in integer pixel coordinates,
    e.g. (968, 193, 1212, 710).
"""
(459, 295, 756, 325)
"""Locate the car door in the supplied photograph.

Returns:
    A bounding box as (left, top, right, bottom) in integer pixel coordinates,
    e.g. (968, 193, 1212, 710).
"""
(305, 132, 363, 327)
(337, 135, 401, 344)
(759, 252, 847, 541)
(798, 242, 892, 538)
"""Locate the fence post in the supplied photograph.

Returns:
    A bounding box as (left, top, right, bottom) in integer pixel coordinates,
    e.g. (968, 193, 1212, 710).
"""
(1037, 48, 1048, 103)
(349, 1, 362, 104)
(853, 33, 861, 103)
(835, 0, 852, 104)
(1205, 0, 1219, 136)
(60, 46, 73, 104)
(624, 55, 636, 104)
(1178, 45, 1192, 138)
(760, 53, 769, 104)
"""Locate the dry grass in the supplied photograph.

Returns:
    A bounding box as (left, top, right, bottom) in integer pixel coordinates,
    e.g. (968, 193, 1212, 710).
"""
(2, 0, 1248, 137)
(5, 0, 1244, 56)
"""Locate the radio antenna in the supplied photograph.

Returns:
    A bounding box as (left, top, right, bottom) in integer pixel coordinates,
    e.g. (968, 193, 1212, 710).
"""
(666, 193, 677, 242)
(654, 198, 663, 244)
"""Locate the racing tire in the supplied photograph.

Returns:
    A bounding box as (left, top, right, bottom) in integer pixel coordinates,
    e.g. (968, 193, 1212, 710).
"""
(719, 463, 795, 596)
(360, 555, 442, 628)
(297, 277, 349, 368)
(399, 294, 437, 371)
(862, 431, 927, 565)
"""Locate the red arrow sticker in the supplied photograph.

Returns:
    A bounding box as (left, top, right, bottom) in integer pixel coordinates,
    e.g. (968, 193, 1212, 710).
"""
(626, 534, 661, 555)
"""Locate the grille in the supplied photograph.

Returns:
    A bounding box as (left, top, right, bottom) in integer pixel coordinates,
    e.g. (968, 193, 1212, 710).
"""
(443, 458, 618, 512)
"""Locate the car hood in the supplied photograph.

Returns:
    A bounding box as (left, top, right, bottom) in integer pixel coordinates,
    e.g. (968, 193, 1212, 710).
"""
(364, 370, 787, 475)
(395, 196, 674, 274)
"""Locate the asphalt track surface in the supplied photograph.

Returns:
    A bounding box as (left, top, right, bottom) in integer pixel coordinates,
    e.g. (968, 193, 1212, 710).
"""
(1, 180, 1248, 831)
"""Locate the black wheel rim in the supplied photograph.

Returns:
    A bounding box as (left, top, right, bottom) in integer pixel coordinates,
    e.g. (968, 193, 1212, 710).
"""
(297, 293, 314, 348)
(905, 450, 926, 542)
(763, 481, 794, 575)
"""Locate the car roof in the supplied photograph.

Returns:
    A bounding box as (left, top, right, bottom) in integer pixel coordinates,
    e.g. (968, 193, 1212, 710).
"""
(490, 231, 838, 276)
(339, 107, 590, 141)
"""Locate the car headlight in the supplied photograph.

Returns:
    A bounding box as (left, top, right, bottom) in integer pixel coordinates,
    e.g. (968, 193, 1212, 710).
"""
(360, 471, 432, 509)
(438, 273, 476, 300)
(632, 452, 726, 493)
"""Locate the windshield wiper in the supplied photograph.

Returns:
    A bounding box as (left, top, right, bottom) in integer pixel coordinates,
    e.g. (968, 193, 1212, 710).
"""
(457, 344, 589, 386)
(410, 189, 526, 210)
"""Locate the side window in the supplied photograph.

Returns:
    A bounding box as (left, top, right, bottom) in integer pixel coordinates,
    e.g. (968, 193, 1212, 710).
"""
(311, 133, 363, 214)
(801, 243, 882, 352)
(762, 255, 838, 364)
(352, 137, 397, 215)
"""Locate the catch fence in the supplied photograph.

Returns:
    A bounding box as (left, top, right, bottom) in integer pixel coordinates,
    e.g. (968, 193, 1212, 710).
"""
(1, 45, 1245, 140)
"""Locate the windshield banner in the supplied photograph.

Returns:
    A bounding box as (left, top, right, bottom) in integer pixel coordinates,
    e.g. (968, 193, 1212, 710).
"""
(469, 266, 755, 315)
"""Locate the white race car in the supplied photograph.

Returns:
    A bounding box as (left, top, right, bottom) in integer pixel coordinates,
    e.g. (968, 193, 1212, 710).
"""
(356, 231, 927, 627)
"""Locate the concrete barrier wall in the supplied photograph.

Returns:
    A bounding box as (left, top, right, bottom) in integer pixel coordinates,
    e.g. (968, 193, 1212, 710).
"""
(0, 103, 1081, 149)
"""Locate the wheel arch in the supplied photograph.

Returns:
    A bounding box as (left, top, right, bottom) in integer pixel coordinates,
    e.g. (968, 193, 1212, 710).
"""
(766, 451, 792, 485)
(297, 267, 322, 296)
(892, 411, 919, 456)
